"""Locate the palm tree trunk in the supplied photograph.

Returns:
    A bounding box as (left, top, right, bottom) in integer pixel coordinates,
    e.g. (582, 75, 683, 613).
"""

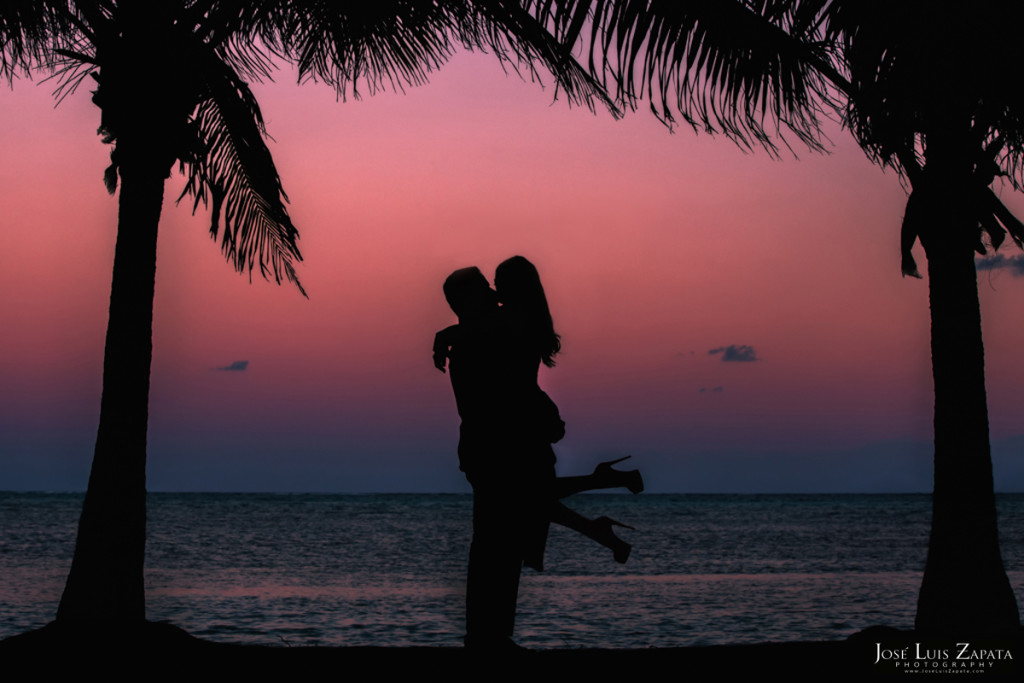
(56, 147, 167, 623)
(914, 126, 1019, 634)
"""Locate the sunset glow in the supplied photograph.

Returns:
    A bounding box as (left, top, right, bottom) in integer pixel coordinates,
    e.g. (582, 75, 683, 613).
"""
(3, 52, 1023, 493)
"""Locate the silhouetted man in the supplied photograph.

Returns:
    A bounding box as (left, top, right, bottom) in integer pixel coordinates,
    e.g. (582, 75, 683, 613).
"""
(438, 267, 529, 650)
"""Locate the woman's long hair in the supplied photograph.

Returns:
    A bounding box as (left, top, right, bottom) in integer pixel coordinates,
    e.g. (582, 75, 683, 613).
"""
(495, 256, 561, 367)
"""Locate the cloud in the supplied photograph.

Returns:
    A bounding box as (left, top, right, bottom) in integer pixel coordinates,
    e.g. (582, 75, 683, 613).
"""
(976, 254, 1024, 276)
(216, 360, 249, 372)
(708, 345, 759, 362)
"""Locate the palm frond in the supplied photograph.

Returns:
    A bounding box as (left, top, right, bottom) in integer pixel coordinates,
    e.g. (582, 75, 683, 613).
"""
(183, 0, 281, 83)
(180, 53, 305, 297)
(4, 2, 111, 104)
(985, 189, 1024, 251)
(526, 0, 834, 154)
(0, 0, 79, 81)
(451, 0, 616, 113)
(280, 1, 458, 97)
(258, 0, 614, 114)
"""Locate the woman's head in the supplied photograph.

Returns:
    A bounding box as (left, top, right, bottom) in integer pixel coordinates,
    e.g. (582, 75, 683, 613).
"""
(495, 256, 542, 307)
(495, 256, 561, 367)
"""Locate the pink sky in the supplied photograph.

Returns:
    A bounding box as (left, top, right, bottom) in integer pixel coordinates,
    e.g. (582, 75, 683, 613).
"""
(2, 52, 1023, 492)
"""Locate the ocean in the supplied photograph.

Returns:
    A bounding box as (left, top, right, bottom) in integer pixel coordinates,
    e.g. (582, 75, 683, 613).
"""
(2, 492, 1022, 649)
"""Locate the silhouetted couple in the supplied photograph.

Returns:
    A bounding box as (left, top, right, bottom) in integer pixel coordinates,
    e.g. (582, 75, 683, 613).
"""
(435, 256, 643, 650)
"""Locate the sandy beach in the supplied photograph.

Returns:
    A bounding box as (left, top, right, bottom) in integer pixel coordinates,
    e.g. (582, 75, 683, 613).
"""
(3, 622, 1021, 678)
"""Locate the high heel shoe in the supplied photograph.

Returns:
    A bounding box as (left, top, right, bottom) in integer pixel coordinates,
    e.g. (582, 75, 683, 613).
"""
(593, 516, 633, 564)
(594, 456, 644, 494)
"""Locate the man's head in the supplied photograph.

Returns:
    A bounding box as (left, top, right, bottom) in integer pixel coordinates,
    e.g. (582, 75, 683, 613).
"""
(444, 267, 497, 320)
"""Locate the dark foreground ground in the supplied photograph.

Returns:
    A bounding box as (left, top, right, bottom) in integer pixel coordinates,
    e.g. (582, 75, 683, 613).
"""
(2, 622, 1021, 678)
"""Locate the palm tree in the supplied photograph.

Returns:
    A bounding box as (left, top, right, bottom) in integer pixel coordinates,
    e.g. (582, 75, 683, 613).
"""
(539, 0, 1021, 634)
(1, 0, 610, 624)
(808, 0, 1024, 635)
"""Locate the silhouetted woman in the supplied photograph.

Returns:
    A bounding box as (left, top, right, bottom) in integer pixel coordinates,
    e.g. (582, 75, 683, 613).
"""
(493, 255, 640, 567)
